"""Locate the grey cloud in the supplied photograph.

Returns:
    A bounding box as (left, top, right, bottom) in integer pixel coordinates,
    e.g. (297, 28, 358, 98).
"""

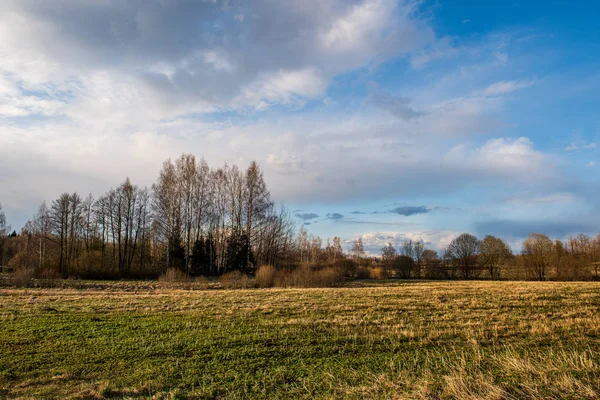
(295, 212, 319, 221)
(389, 206, 429, 216)
(326, 213, 344, 220)
(4, 0, 430, 108)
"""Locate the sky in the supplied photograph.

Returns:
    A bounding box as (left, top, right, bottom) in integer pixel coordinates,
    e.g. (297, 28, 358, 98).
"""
(0, 0, 599, 254)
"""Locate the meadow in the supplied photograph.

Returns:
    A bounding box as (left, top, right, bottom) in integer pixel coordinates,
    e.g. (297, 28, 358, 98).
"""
(1, 281, 600, 399)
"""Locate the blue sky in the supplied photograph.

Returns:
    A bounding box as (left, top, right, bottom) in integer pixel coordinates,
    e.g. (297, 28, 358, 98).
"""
(0, 0, 598, 253)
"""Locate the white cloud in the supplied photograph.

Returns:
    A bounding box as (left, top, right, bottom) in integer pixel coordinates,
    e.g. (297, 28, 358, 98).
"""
(482, 80, 533, 96)
(494, 51, 508, 64)
(445, 137, 548, 179)
(352, 230, 460, 253)
(266, 152, 305, 175)
(565, 141, 596, 151)
(410, 37, 459, 69)
(236, 68, 327, 109)
(0, 0, 582, 236)
(0, 0, 433, 115)
(565, 143, 578, 151)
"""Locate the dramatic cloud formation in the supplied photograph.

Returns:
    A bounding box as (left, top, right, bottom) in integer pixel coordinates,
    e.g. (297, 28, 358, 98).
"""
(0, 0, 598, 249)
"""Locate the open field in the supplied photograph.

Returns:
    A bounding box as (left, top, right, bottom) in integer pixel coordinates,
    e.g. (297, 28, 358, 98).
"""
(2, 281, 600, 399)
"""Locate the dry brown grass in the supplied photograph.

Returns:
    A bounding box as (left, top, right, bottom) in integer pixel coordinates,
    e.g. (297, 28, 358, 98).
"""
(2, 281, 600, 399)
(36, 267, 60, 280)
(255, 264, 276, 288)
(8, 267, 35, 287)
(370, 266, 387, 279)
(218, 270, 252, 289)
(255, 264, 346, 288)
(158, 268, 192, 283)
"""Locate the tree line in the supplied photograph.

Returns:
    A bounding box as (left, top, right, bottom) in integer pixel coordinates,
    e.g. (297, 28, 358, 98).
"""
(1, 156, 600, 281)
(374, 233, 600, 281)
(0, 155, 299, 278)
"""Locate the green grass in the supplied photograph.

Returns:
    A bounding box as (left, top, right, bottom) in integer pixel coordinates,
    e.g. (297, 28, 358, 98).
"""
(1, 281, 600, 399)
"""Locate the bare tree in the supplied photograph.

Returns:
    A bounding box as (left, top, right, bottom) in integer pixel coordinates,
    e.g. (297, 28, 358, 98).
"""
(400, 239, 413, 260)
(422, 249, 441, 279)
(393, 255, 415, 279)
(50, 193, 71, 276)
(352, 238, 364, 265)
(81, 194, 97, 272)
(31, 202, 52, 271)
(332, 237, 343, 261)
(522, 233, 554, 281)
(0, 202, 6, 237)
(245, 161, 272, 271)
(0, 203, 6, 270)
(479, 235, 512, 279)
(381, 242, 396, 276)
(193, 158, 210, 242)
(116, 179, 150, 275)
(413, 240, 425, 278)
(592, 234, 600, 279)
(211, 167, 228, 272)
(255, 206, 295, 267)
(176, 154, 198, 273)
(381, 242, 396, 263)
(152, 160, 182, 270)
(446, 233, 480, 279)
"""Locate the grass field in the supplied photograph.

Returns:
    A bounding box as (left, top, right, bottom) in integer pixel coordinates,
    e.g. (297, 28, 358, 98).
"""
(1, 281, 600, 399)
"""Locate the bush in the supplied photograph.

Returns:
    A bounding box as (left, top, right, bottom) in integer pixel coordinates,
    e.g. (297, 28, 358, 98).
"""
(37, 267, 60, 280)
(255, 265, 276, 288)
(10, 267, 35, 287)
(332, 258, 357, 276)
(273, 264, 346, 288)
(370, 266, 386, 280)
(355, 266, 372, 279)
(158, 268, 191, 283)
(219, 271, 251, 289)
(312, 267, 346, 287)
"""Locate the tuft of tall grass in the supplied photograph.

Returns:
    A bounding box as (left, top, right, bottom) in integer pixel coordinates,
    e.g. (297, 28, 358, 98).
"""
(255, 264, 346, 288)
(255, 265, 276, 288)
(218, 271, 251, 289)
(9, 267, 35, 287)
(370, 266, 387, 280)
(158, 268, 191, 283)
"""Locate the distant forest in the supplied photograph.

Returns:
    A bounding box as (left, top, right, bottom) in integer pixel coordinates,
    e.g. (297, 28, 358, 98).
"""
(0, 153, 599, 282)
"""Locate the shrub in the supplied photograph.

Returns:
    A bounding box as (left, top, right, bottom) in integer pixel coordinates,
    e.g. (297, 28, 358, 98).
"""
(312, 267, 346, 287)
(255, 265, 276, 288)
(10, 267, 35, 287)
(273, 264, 346, 288)
(37, 267, 60, 280)
(370, 266, 386, 280)
(355, 266, 371, 279)
(332, 258, 357, 276)
(158, 268, 191, 283)
(219, 271, 251, 289)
